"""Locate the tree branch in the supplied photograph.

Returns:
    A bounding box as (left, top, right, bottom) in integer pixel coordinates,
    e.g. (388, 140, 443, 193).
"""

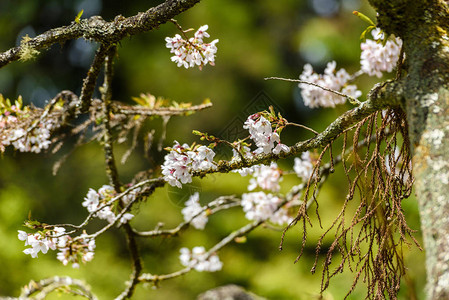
(0, 0, 202, 69)
(113, 101, 213, 117)
(19, 276, 98, 300)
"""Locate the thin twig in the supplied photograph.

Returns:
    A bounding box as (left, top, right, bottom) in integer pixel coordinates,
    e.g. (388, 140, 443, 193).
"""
(286, 122, 318, 135)
(133, 196, 240, 237)
(265, 76, 361, 105)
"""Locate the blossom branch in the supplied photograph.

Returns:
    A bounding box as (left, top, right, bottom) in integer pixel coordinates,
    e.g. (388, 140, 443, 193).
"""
(51, 178, 162, 239)
(0, 0, 202, 69)
(54, 85, 398, 238)
(137, 220, 265, 285)
(180, 84, 401, 180)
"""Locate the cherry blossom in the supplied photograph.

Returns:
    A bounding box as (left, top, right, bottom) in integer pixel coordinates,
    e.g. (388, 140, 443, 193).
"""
(243, 115, 288, 154)
(181, 192, 208, 230)
(247, 163, 283, 192)
(56, 233, 96, 268)
(162, 141, 216, 188)
(241, 192, 291, 225)
(82, 185, 134, 224)
(360, 28, 402, 78)
(273, 142, 290, 155)
(165, 25, 218, 70)
(179, 246, 222, 272)
(1, 116, 56, 153)
(299, 61, 362, 108)
(294, 151, 314, 181)
(18, 227, 66, 259)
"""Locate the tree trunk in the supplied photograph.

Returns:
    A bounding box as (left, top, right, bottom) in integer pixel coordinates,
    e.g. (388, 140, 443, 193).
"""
(369, 1, 449, 298)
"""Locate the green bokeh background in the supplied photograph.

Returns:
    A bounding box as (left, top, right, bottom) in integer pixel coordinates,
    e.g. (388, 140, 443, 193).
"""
(0, 0, 425, 299)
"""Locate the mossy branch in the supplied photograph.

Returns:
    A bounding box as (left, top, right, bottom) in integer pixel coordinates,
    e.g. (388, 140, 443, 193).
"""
(0, 0, 202, 69)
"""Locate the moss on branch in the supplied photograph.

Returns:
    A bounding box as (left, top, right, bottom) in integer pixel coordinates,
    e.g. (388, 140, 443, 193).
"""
(0, 0, 201, 69)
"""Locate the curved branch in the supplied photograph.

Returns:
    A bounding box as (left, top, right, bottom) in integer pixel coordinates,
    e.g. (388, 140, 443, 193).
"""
(19, 276, 98, 300)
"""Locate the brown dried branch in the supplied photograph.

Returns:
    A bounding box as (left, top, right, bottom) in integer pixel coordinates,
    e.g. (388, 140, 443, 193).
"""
(309, 108, 418, 299)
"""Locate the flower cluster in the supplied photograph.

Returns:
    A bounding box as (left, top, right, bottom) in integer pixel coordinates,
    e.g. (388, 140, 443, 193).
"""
(299, 61, 362, 108)
(231, 144, 253, 161)
(56, 233, 96, 268)
(241, 191, 292, 225)
(294, 151, 315, 181)
(179, 246, 223, 272)
(0, 98, 57, 153)
(82, 185, 134, 225)
(181, 192, 208, 230)
(165, 25, 218, 70)
(18, 225, 96, 268)
(162, 142, 216, 188)
(243, 114, 289, 155)
(5, 125, 53, 153)
(18, 227, 66, 258)
(360, 28, 402, 78)
(247, 163, 283, 192)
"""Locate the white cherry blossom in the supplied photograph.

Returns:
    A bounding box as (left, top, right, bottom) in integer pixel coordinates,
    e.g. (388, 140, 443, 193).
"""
(241, 191, 292, 225)
(166, 25, 218, 70)
(294, 151, 314, 181)
(247, 163, 282, 192)
(162, 141, 216, 188)
(179, 246, 222, 272)
(360, 28, 402, 78)
(82, 185, 134, 224)
(243, 115, 286, 154)
(182, 192, 208, 230)
(299, 61, 362, 108)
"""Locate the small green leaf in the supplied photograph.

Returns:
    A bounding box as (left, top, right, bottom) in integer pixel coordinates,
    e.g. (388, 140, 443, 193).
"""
(360, 25, 376, 42)
(75, 9, 84, 24)
(353, 11, 376, 26)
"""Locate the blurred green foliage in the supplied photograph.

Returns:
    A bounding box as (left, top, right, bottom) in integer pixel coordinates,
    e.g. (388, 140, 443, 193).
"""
(0, 0, 425, 299)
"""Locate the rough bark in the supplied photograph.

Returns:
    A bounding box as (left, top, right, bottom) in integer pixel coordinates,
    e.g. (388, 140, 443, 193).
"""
(369, 1, 449, 298)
